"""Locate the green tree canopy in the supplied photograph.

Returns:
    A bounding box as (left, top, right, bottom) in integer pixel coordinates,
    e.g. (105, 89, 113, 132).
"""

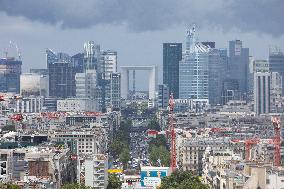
(159, 170, 209, 189)
(149, 145, 170, 166)
(61, 183, 93, 189)
(147, 119, 160, 131)
(107, 174, 122, 189)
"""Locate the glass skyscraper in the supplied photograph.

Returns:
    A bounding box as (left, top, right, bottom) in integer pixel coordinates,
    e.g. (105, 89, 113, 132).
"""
(0, 58, 22, 93)
(228, 40, 249, 97)
(179, 26, 209, 100)
(269, 48, 284, 93)
(163, 43, 182, 98)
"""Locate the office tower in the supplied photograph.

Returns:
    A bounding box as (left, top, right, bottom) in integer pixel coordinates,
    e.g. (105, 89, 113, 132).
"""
(228, 40, 249, 97)
(84, 41, 100, 71)
(46, 49, 71, 68)
(0, 57, 22, 93)
(48, 62, 76, 98)
(71, 53, 84, 73)
(163, 43, 182, 98)
(270, 72, 283, 113)
(75, 70, 97, 99)
(254, 72, 271, 115)
(208, 49, 224, 105)
(100, 50, 117, 80)
(179, 26, 209, 100)
(20, 73, 49, 97)
(269, 47, 284, 93)
(158, 84, 169, 109)
(110, 73, 121, 109)
(201, 42, 215, 48)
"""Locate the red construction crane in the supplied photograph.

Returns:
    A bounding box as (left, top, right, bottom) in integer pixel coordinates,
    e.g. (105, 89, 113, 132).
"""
(245, 138, 259, 161)
(272, 116, 281, 166)
(169, 93, 176, 172)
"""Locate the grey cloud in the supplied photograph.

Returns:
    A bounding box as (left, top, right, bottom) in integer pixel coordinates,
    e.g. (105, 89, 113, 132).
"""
(0, 0, 283, 35)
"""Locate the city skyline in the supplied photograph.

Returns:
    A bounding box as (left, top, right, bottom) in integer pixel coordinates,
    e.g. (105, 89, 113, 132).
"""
(0, 1, 283, 90)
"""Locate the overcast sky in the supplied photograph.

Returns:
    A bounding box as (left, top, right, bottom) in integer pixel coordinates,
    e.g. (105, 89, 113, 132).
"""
(0, 0, 283, 89)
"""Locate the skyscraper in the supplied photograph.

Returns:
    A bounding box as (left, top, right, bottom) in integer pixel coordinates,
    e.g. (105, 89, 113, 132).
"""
(84, 41, 100, 71)
(269, 47, 284, 93)
(179, 26, 209, 100)
(110, 73, 121, 109)
(228, 40, 249, 97)
(71, 53, 84, 73)
(158, 84, 169, 109)
(49, 62, 76, 98)
(0, 57, 22, 93)
(208, 49, 224, 105)
(100, 50, 117, 80)
(163, 43, 182, 98)
(46, 49, 71, 68)
(75, 70, 97, 99)
(254, 72, 271, 115)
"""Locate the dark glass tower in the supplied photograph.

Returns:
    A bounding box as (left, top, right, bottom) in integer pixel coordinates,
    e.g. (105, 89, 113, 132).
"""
(48, 62, 76, 98)
(228, 40, 249, 98)
(269, 48, 284, 93)
(163, 43, 182, 98)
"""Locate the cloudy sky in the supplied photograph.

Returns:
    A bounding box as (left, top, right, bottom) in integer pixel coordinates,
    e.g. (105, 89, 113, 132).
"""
(0, 0, 283, 88)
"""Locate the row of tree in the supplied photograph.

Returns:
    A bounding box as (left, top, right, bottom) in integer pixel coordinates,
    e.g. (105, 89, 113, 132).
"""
(109, 119, 132, 168)
(147, 118, 170, 166)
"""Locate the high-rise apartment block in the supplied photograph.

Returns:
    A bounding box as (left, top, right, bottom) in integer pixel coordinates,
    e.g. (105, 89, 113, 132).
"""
(0, 58, 22, 93)
(163, 43, 182, 98)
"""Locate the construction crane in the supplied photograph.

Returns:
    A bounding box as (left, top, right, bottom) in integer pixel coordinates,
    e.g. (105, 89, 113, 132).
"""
(245, 138, 259, 161)
(272, 116, 281, 166)
(168, 93, 176, 172)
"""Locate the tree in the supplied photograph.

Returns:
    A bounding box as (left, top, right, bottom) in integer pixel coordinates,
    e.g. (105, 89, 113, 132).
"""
(61, 183, 93, 189)
(119, 148, 130, 168)
(159, 170, 209, 189)
(147, 119, 160, 131)
(0, 183, 21, 189)
(149, 145, 170, 166)
(107, 174, 122, 189)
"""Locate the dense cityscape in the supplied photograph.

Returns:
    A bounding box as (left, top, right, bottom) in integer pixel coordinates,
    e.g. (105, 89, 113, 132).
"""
(0, 1, 284, 189)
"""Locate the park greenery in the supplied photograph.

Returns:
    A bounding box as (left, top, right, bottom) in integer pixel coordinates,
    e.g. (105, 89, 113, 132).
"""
(159, 170, 209, 189)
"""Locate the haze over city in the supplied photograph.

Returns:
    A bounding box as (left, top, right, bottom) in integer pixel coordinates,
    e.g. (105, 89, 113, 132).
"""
(0, 1, 284, 189)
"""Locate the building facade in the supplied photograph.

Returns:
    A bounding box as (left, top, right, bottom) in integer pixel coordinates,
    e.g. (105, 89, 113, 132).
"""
(75, 70, 97, 99)
(0, 58, 22, 93)
(84, 41, 100, 71)
(158, 84, 169, 109)
(110, 73, 121, 109)
(163, 43, 182, 98)
(269, 47, 284, 93)
(48, 62, 76, 98)
(20, 73, 49, 97)
(254, 72, 271, 115)
(228, 40, 249, 97)
(57, 98, 98, 112)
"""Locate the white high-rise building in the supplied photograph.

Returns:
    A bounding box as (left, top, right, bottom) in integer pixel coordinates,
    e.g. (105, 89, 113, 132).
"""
(254, 72, 271, 115)
(101, 50, 117, 80)
(75, 70, 97, 99)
